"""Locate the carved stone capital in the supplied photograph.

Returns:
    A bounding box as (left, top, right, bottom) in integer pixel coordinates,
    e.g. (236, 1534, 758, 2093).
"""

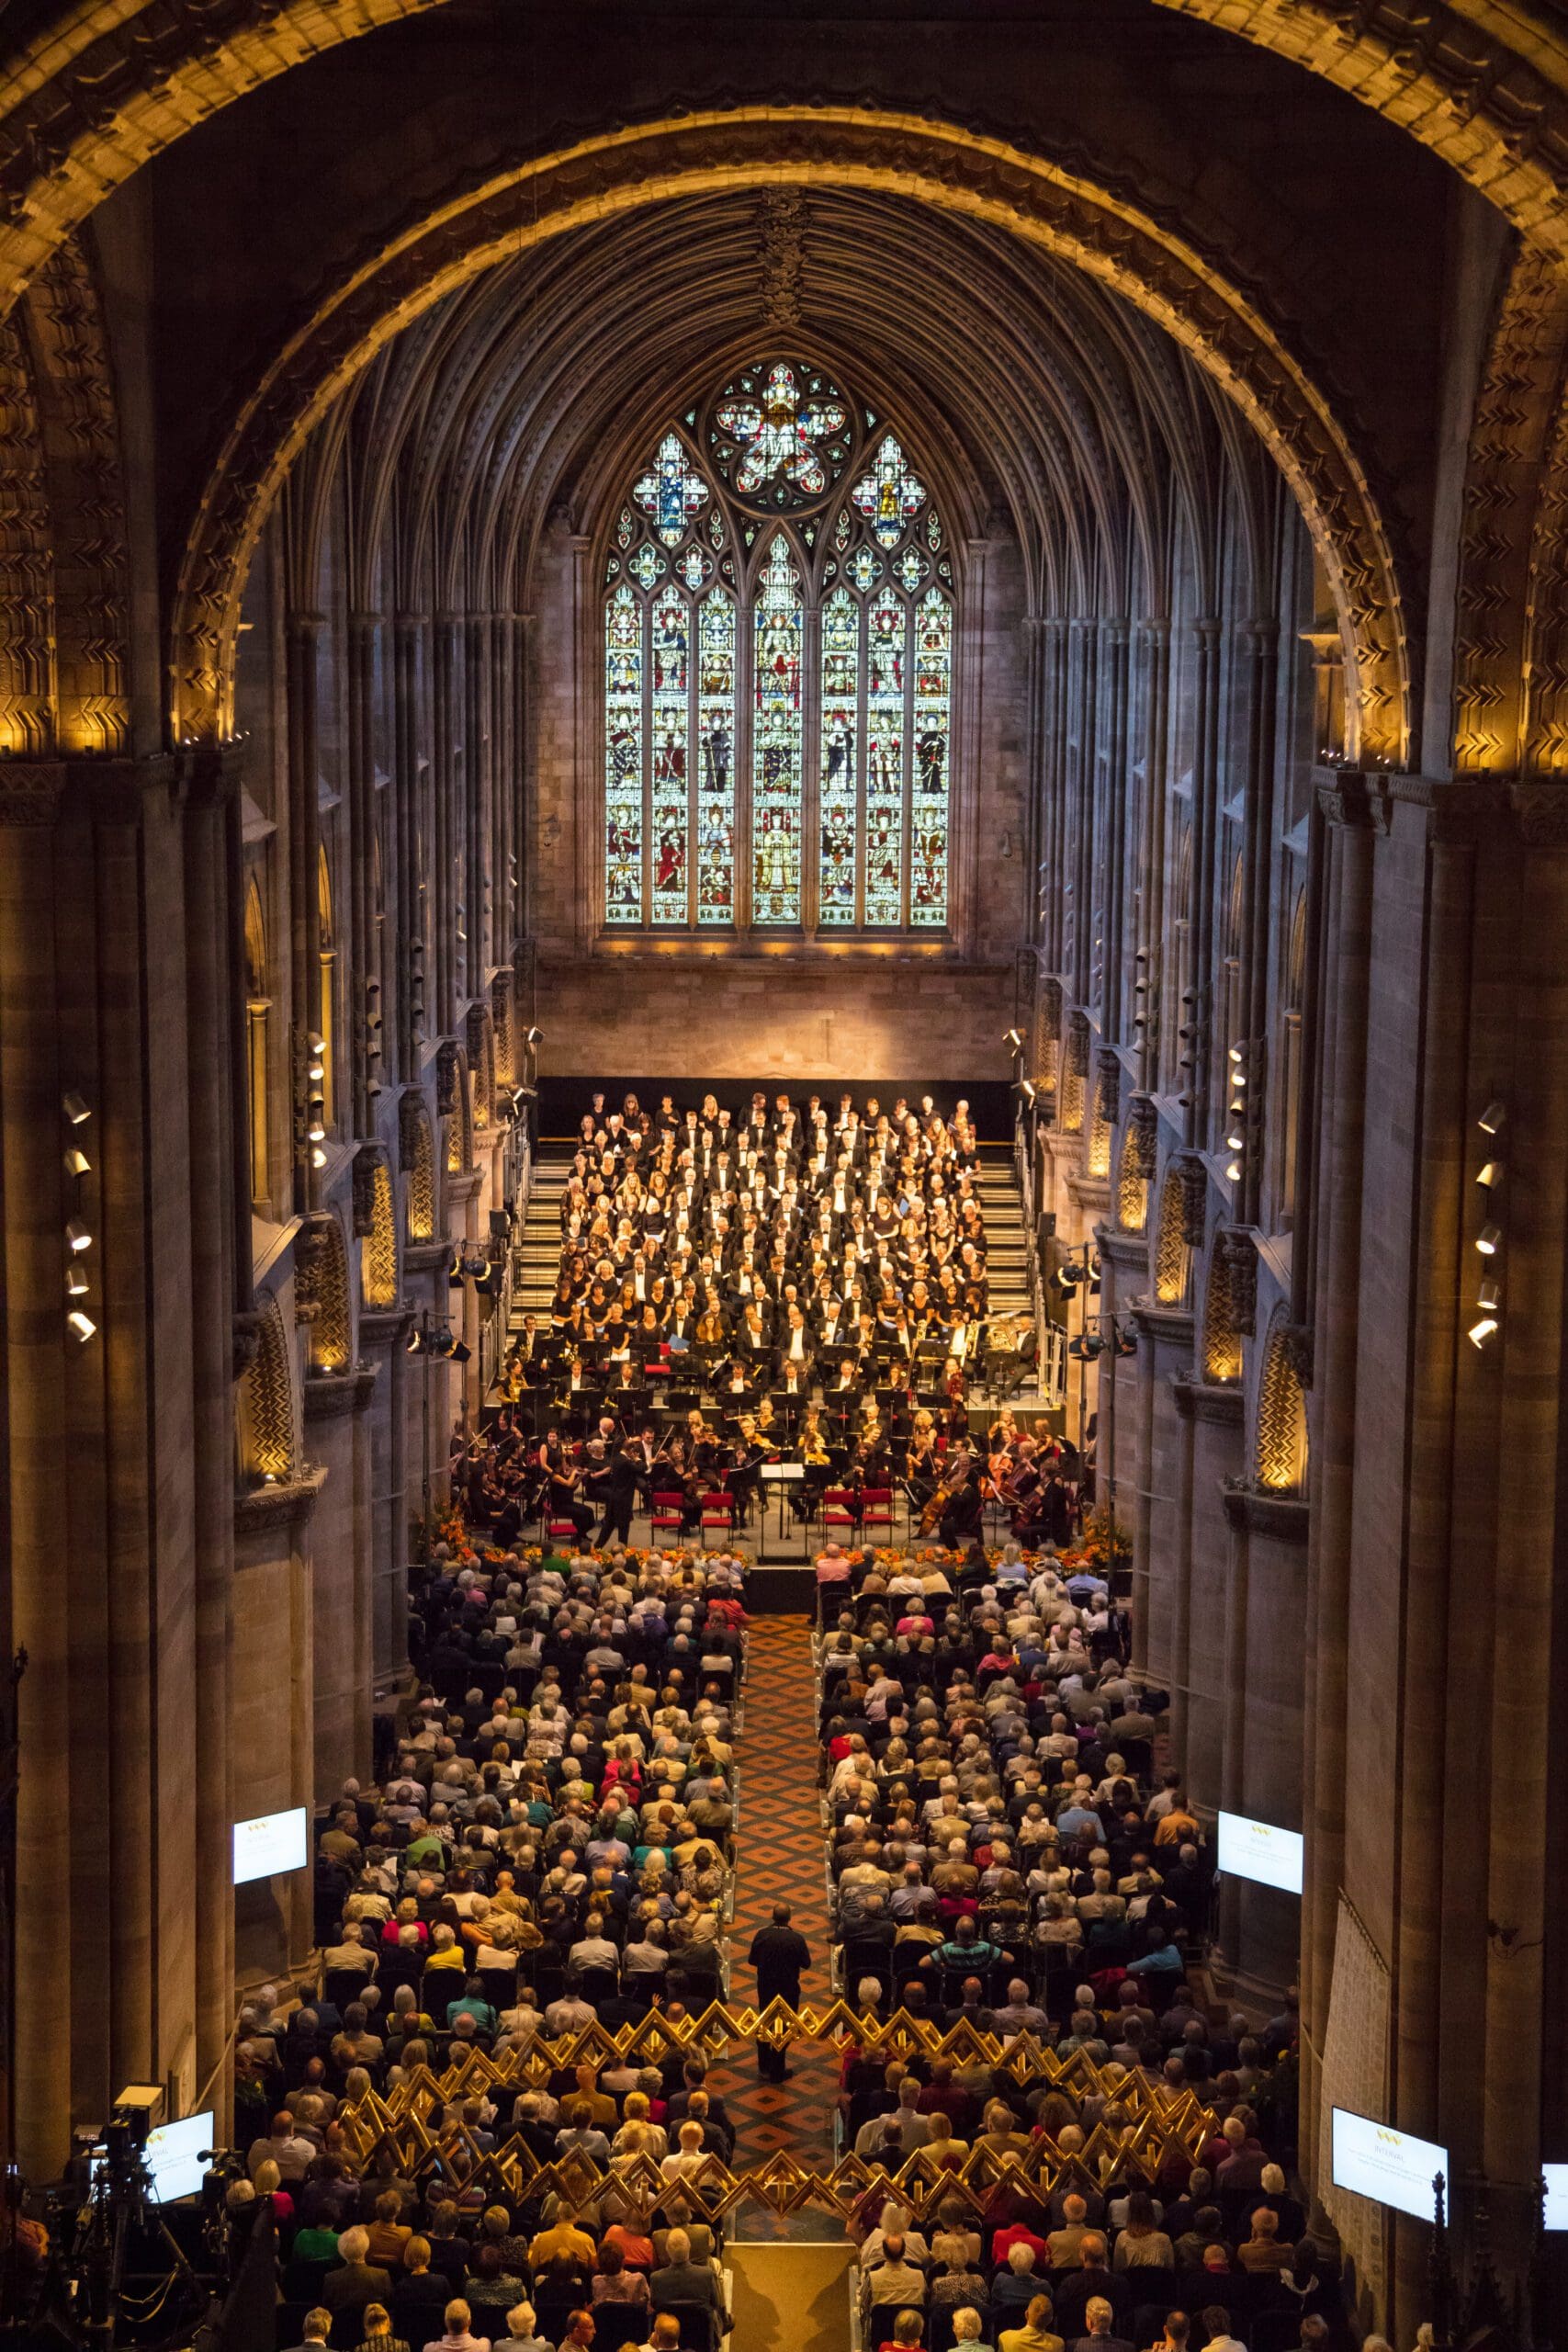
(1279, 1321, 1314, 1392)
(303, 1366, 378, 1421)
(1129, 1301, 1194, 1348)
(403, 1240, 452, 1276)
(1509, 780, 1568, 845)
(352, 1142, 386, 1238)
(1174, 1150, 1209, 1250)
(435, 1040, 462, 1115)
(399, 1086, 428, 1171)
(1172, 1371, 1245, 1427)
(234, 1463, 328, 1537)
(1219, 1225, 1258, 1337)
(360, 1306, 415, 1349)
(1123, 1093, 1158, 1180)
(1094, 1046, 1122, 1128)
(1222, 1479, 1310, 1541)
(231, 1308, 265, 1382)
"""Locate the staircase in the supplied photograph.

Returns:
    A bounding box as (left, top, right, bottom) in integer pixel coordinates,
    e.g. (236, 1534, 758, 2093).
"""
(505, 1133, 1037, 1371)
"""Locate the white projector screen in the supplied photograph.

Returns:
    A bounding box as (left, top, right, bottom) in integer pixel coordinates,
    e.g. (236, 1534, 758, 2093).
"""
(1331, 2107, 1448, 2222)
(1544, 2164, 1568, 2231)
(1215, 1808, 1304, 1894)
(232, 1805, 308, 1884)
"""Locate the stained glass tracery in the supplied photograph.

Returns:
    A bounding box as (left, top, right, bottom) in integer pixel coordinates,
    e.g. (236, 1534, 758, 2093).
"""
(603, 393, 952, 936)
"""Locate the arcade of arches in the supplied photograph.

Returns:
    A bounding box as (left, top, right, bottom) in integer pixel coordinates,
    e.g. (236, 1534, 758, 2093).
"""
(4, 1, 1568, 2337)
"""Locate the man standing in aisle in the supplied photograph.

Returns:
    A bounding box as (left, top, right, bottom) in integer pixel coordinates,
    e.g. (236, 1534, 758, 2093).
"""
(747, 1902, 812, 2081)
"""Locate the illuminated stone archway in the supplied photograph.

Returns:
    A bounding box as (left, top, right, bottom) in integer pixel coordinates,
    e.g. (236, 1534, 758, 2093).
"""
(1, 0, 1566, 321)
(171, 110, 1415, 764)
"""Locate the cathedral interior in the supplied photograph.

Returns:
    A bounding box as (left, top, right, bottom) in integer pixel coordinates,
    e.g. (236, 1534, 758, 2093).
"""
(2, 2, 1568, 2346)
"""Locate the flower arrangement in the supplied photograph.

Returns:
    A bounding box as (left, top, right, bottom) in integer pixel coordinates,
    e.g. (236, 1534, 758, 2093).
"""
(1074, 1506, 1132, 1572)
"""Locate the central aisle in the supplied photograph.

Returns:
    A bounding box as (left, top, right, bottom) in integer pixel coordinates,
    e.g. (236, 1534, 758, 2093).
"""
(715, 1612, 844, 2230)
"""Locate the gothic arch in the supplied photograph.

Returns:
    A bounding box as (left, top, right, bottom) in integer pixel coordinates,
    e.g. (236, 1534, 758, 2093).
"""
(1255, 1311, 1309, 1492)
(1201, 1240, 1243, 1383)
(171, 111, 1412, 764)
(0, 3, 1562, 322)
(358, 1153, 399, 1309)
(1153, 1161, 1191, 1306)
(298, 1212, 352, 1374)
(466, 1002, 496, 1134)
(238, 1289, 296, 1484)
(1115, 1122, 1150, 1235)
(400, 1089, 438, 1242)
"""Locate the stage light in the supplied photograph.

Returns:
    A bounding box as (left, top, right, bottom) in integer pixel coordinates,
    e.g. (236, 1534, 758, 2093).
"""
(1469, 1316, 1498, 1349)
(62, 1091, 91, 1125)
(66, 1263, 88, 1298)
(526, 1026, 544, 1047)
(1477, 1276, 1501, 1312)
(1477, 1160, 1503, 1189)
(1476, 1223, 1501, 1256)
(1226, 1131, 1244, 1152)
(67, 1310, 96, 1343)
(66, 1218, 92, 1253)
(310, 1146, 327, 1170)
(1225, 1159, 1241, 1182)
(1004, 1027, 1024, 1052)
(64, 1147, 90, 1177)
(1228, 1045, 1243, 1064)
(1478, 1101, 1506, 1136)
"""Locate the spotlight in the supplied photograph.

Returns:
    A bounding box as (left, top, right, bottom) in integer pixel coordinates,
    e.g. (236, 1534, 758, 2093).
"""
(62, 1091, 91, 1125)
(1114, 1329, 1137, 1358)
(1476, 1223, 1501, 1256)
(310, 1146, 326, 1170)
(1477, 1276, 1501, 1312)
(308, 1032, 324, 1054)
(307, 1057, 325, 1084)
(1477, 1160, 1503, 1189)
(1225, 1131, 1244, 1153)
(1228, 1045, 1243, 1064)
(525, 1026, 544, 1047)
(1004, 1027, 1024, 1053)
(1468, 1316, 1498, 1349)
(1225, 1159, 1241, 1182)
(65, 1218, 92, 1254)
(450, 1340, 471, 1363)
(1014, 1079, 1036, 1105)
(63, 1147, 90, 1177)
(405, 1328, 423, 1354)
(1478, 1101, 1506, 1136)
(66, 1264, 88, 1298)
(67, 1310, 96, 1343)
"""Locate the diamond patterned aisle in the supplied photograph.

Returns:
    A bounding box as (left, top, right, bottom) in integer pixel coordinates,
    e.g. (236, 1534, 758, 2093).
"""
(716, 1614, 845, 2241)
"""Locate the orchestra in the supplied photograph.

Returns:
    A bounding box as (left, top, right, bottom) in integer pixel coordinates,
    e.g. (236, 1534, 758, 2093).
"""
(458, 1087, 1077, 1546)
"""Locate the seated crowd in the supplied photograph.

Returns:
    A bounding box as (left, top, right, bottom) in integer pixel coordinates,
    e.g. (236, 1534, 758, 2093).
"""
(231, 1536, 750, 2350)
(816, 1542, 1323, 2352)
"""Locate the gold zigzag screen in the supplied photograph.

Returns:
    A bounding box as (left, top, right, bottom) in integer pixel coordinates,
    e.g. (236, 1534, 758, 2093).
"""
(333, 2001, 1220, 2221)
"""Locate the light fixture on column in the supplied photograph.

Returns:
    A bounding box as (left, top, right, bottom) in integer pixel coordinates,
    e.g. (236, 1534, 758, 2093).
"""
(307, 1095, 326, 1145)
(65, 1217, 92, 1254)
(1476, 1160, 1503, 1190)
(66, 1262, 88, 1299)
(525, 1025, 543, 1048)
(307, 1033, 325, 1085)
(67, 1309, 96, 1343)
(62, 1091, 91, 1125)
(1478, 1100, 1506, 1136)
(63, 1145, 90, 1177)
(1477, 1276, 1501, 1313)
(1004, 1027, 1024, 1053)
(1468, 1316, 1498, 1349)
(1476, 1223, 1501, 1256)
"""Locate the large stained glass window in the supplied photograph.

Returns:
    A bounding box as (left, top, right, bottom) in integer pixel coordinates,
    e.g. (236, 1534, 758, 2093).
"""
(603, 365, 955, 935)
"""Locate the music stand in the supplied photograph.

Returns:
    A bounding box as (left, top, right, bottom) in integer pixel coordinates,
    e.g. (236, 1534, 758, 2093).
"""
(758, 1460, 808, 1563)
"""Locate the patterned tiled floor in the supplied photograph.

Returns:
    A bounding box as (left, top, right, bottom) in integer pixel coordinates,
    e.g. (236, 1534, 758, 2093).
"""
(714, 1613, 845, 2239)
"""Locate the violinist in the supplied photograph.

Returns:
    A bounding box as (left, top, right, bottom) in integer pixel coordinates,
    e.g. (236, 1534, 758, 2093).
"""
(728, 1413, 768, 1529)
(906, 1409, 940, 1508)
(936, 1446, 984, 1547)
(543, 1437, 593, 1541)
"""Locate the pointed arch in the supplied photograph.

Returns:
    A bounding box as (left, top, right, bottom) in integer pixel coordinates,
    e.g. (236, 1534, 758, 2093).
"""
(1153, 1163, 1190, 1305)
(1256, 1313, 1309, 1492)
(401, 1091, 438, 1241)
(1201, 1243, 1243, 1383)
(1115, 1125, 1149, 1233)
(360, 1158, 399, 1308)
(239, 1290, 296, 1485)
(301, 1214, 352, 1374)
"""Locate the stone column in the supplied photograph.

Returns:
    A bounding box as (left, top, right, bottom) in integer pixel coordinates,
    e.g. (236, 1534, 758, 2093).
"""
(1127, 1302, 1194, 1688)
(302, 1365, 377, 1792)
(359, 1307, 413, 1684)
(1219, 1483, 1309, 2000)
(1169, 1374, 1244, 1806)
